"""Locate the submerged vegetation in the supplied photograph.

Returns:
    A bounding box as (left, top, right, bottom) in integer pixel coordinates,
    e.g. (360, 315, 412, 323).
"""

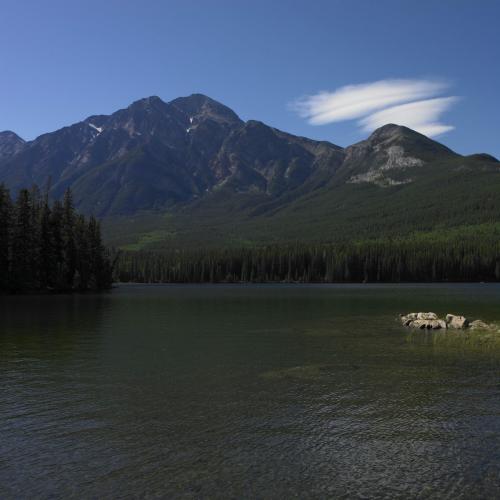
(406, 328, 500, 356)
(114, 233, 500, 283)
(0, 184, 113, 293)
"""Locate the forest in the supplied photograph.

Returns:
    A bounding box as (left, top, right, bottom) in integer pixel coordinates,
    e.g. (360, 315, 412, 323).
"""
(0, 184, 113, 293)
(114, 233, 500, 283)
(2, 184, 499, 289)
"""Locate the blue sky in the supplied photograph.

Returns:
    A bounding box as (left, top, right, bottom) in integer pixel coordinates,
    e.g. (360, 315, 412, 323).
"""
(1, 0, 499, 156)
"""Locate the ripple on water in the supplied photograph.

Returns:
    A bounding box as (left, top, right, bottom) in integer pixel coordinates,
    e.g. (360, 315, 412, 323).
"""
(1, 284, 500, 497)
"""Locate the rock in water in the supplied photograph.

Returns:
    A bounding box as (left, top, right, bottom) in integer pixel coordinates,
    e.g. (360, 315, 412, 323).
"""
(400, 313, 447, 329)
(401, 312, 495, 332)
(416, 312, 438, 320)
(400, 312, 438, 323)
(413, 319, 444, 329)
(446, 314, 469, 329)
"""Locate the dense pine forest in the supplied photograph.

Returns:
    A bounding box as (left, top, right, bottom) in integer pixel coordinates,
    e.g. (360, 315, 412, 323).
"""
(114, 233, 500, 283)
(0, 184, 113, 293)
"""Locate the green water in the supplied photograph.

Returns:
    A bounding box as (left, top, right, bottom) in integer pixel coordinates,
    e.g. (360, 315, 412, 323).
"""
(1, 284, 500, 498)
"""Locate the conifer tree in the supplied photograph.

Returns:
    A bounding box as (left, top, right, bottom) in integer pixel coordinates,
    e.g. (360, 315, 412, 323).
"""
(0, 184, 113, 293)
(61, 188, 77, 289)
(10, 189, 35, 291)
(39, 193, 56, 288)
(0, 184, 12, 290)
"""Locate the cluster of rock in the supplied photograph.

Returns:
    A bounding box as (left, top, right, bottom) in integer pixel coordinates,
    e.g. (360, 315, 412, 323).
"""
(400, 312, 495, 331)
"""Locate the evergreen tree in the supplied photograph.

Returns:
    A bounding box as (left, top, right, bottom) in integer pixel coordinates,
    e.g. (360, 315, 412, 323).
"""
(39, 193, 57, 288)
(74, 214, 90, 290)
(61, 188, 77, 289)
(0, 185, 113, 293)
(50, 200, 65, 289)
(0, 184, 12, 290)
(10, 189, 35, 291)
(87, 216, 105, 289)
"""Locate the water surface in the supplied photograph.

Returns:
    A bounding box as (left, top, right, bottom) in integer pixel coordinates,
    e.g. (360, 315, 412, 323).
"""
(1, 284, 500, 498)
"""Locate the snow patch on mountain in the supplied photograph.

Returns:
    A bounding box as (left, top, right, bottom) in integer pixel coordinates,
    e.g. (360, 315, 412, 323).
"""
(88, 123, 103, 134)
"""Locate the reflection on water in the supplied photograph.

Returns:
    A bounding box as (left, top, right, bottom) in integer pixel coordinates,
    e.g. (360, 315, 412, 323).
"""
(1, 284, 500, 498)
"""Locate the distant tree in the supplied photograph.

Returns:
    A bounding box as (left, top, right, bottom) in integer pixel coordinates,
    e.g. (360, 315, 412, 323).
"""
(113, 237, 500, 285)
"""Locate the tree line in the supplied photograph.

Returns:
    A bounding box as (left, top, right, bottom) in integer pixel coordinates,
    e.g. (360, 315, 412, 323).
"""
(3, 182, 498, 289)
(0, 184, 113, 293)
(114, 235, 500, 283)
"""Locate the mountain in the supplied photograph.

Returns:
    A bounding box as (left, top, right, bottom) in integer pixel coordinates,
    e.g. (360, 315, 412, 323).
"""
(0, 94, 499, 249)
(0, 131, 25, 161)
(0, 94, 344, 215)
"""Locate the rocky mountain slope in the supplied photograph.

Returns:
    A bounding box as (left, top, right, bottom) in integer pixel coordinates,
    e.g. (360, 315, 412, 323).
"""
(0, 94, 344, 215)
(0, 94, 498, 247)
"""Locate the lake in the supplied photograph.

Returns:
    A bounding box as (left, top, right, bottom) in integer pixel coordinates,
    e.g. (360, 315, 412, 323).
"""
(1, 284, 500, 498)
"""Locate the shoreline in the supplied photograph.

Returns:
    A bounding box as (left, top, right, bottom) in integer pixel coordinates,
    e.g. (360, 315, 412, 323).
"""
(1, 282, 497, 297)
(113, 281, 498, 286)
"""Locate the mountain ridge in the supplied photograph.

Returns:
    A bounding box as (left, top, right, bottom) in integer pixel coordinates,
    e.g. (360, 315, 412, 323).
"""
(0, 93, 348, 214)
(1, 94, 499, 248)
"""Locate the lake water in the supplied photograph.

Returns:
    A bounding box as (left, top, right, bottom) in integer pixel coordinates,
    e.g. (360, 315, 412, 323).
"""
(1, 284, 500, 498)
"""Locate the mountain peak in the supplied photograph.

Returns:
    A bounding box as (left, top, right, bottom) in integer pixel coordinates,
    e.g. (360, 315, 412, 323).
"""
(128, 95, 167, 111)
(172, 93, 212, 104)
(0, 130, 25, 142)
(0, 130, 25, 159)
(368, 123, 418, 141)
(467, 153, 499, 163)
(365, 123, 455, 156)
(169, 94, 241, 124)
(0, 130, 26, 159)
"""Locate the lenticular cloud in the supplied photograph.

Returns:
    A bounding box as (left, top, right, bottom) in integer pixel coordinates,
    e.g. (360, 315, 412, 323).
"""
(292, 79, 458, 137)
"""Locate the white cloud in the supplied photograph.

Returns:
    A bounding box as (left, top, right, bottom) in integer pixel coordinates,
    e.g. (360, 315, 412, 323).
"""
(360, 97, 458, 137)
(291, 79, 458, 137)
